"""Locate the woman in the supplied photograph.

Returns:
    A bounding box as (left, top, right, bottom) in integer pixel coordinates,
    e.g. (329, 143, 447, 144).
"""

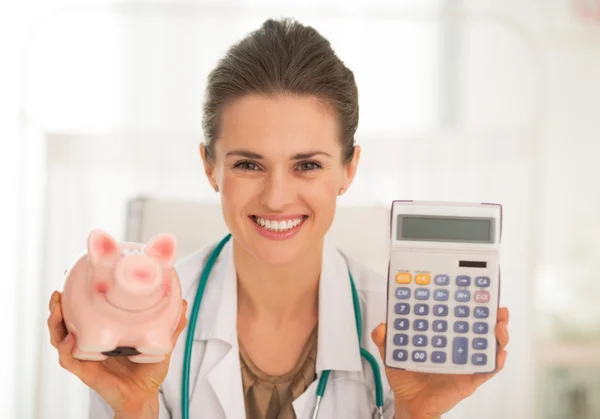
(47, 18, 510, 419)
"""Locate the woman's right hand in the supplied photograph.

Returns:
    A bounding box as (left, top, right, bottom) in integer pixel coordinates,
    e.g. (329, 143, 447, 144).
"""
(47, 291, 188, 417)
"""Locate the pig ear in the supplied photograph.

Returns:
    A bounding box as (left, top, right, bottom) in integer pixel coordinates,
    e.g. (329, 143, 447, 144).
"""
(145, 233, 177, 266)
(88, 229, 119, 265)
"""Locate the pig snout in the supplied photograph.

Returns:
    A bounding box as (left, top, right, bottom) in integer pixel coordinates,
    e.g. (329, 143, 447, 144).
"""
(105, 255, 167, 311)
(128, 266, 156, 285)
(118, 263, 160, 292)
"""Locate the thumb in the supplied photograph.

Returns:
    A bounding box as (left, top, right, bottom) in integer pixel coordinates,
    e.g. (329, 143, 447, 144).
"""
(371, 323, 387, 360)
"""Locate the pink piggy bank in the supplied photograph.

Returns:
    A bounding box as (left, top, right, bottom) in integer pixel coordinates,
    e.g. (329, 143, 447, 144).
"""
(61, 228, 183, 363)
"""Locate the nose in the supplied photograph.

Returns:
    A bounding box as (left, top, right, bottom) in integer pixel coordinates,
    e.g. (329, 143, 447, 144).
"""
(120, 259, 160, 290)
(132, 268, 153, 282)
(259, 169, 296, 210)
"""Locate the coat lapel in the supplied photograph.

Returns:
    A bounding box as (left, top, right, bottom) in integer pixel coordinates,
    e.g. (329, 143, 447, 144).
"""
(206, 339, 245, 418)
(187, 240, 246, 419)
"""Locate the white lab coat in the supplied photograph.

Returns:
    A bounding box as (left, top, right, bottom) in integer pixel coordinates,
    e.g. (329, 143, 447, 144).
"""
(89, 237, 396, 418)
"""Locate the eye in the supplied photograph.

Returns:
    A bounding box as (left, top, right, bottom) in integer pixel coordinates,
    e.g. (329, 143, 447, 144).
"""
(233, 160, 261, 171)
(296, 160, 322, 172)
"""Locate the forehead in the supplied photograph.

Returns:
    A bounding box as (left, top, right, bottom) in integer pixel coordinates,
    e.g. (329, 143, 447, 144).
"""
(216, 94, 340, 156)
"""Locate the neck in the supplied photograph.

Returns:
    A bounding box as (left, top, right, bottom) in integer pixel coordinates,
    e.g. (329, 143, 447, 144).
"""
(233, 239, 323, 324)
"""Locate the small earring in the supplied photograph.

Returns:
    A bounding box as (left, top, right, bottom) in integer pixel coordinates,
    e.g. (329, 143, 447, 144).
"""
(338, 188, 344, 196)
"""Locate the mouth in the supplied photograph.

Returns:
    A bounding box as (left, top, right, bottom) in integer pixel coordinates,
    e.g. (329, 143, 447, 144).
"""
(250, 215, 307, 231)
(102, 293, 165, 313)
(249, 215, 308, 239)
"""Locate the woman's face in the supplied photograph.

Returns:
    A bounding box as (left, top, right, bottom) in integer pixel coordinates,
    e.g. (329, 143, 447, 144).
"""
(200, 94, 360, 266)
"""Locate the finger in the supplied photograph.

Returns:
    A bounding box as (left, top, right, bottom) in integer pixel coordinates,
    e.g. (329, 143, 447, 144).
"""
(56, 332, 84, 378)
(47, 302, 68, 348)
(496, 322, 509, 352)
(49, 291, 61, 312)
(370, 323, 386, 360)
(170, 299, 189, 346)
(497, 307, 509, 324)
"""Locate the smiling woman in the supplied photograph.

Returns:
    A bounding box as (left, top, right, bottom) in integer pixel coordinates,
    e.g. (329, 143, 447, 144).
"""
(47, 16, 510, 419)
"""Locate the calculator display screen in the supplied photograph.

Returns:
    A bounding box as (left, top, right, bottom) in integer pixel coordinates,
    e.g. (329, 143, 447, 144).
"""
(397, 215, 494, 243)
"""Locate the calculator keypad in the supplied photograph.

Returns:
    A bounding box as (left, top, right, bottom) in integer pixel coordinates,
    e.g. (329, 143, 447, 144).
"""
(389, 270, 495, 371)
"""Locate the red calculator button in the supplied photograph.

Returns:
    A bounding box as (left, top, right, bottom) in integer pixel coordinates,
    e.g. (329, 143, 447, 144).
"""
(474, 291, 490, 303)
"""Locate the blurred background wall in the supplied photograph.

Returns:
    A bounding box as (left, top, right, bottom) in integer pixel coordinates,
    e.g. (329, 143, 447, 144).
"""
(1, 0, 599, 418)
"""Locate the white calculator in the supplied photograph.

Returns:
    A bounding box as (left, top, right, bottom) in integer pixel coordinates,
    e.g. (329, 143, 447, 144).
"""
(383, 200, 502, 374)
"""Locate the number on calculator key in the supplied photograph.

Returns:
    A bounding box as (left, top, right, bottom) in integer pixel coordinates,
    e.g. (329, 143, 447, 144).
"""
(432, 336, 447, 348)
(393, 349, 408, 362)
(433, 304, 449, 316)
(412, 351, 427, 362)
(395, 303, 410, 315)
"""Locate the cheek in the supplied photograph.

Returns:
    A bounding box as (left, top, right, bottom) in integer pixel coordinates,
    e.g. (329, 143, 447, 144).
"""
(300, 178, 339, 215)
(219, 173, 257, 215)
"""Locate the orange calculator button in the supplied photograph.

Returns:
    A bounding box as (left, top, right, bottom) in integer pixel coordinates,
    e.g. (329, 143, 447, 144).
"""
(415, 273, 431, 285)
(395, 272, 412, 284)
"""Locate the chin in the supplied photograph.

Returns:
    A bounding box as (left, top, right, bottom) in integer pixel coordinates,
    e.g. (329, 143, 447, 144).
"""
(252, 245, 307, 266)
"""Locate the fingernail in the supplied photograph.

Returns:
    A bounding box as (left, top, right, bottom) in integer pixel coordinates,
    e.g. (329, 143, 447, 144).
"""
(50, 303, 55, 312)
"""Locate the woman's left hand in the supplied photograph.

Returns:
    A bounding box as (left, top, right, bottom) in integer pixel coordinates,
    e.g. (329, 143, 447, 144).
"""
(371, 307, 510, 419)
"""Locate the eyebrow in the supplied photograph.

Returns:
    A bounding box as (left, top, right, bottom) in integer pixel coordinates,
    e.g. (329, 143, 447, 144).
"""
(225, 149, 333, 160)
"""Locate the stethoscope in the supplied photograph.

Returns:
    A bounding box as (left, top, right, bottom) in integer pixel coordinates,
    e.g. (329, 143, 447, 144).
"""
(181, 234, 385, 418)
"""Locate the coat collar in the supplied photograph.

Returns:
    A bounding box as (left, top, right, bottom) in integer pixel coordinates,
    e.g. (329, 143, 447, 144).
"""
(190, 236, 364, 368)
(315, 237, 363, 373)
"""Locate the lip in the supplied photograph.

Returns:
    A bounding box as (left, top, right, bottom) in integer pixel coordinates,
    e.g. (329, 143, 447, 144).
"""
(249, 215, 308, 241)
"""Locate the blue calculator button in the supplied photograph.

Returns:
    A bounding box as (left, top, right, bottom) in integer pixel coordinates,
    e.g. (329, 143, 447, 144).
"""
(395, 303, 411, 315)
(433, 289, 449, 301)
(432, 336, 447, 348)
(394, 318, 410, 330)
(396, 287, 411, 299)
(394, 334, 409, 346)
(412, 350, 427, 363)
(475, 276, 491, 287)
(433, 304, 449, 317)
(434, 274, 450, 285)
(415, 289, 430, 300)
(473, 338, 488, 350)
(472, 354, 487, 365)
(454, 306, 470, 318)
(453, 337, 469, 365)
(456, 275, 471, 286)
(454, 321, 469, 333)
(455, 290, 471, 302)
(474, 307, 490, 318)
(474, 322, 489, 334)
(433, 320, 448, 332)
(413, 335, 428, 347)
(432, 351, 447, 363)
(393, 349, 408, 362)
(415, 304, 429, 316)
(414, 319, 429, 331)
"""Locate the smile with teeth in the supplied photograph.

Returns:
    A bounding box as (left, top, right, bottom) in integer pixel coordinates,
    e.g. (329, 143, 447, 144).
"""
(251, 215, 307, 232)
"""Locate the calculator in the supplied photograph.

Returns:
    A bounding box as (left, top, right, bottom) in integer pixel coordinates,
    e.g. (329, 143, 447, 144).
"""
(383, 200, 502, 374)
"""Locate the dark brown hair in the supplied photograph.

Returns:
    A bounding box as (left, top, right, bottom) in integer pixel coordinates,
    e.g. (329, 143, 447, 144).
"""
(202, 18, 358, 164)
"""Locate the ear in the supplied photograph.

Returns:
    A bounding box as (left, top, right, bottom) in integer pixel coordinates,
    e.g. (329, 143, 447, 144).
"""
(340, 145, 361, 195)
(145, 233, 177, 266)
(88, 229, 119, 265)
(199, 143, 219, 192)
